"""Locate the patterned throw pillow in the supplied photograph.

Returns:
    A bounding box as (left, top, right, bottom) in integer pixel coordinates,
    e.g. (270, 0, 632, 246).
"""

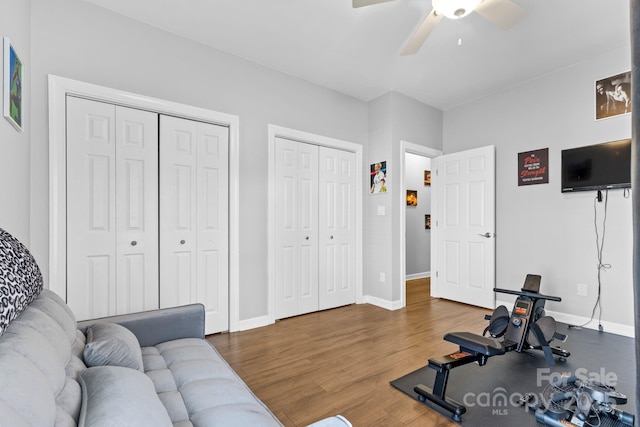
(0, 228, 43, 336)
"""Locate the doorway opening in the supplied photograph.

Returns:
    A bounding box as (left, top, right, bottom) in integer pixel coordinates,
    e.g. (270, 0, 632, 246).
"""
(398, 141, 442, 308)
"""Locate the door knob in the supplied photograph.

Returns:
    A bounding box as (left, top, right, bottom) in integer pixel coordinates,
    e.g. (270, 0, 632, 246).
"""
(478, 232, 494, 238)
(131, 241, 137, 246)
(330, 235, 334, 240)
(305, 236, 309, 240)
(180, 239, 186, 245)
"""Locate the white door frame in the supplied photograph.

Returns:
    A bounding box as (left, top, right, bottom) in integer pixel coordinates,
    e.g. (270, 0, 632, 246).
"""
(267, 125, 363, 324)
(398, 140, 442, 308)
(48, 75, 242, 331)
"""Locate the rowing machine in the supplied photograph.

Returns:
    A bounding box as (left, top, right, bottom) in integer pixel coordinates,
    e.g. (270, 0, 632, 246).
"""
(414, 274, 570, 421)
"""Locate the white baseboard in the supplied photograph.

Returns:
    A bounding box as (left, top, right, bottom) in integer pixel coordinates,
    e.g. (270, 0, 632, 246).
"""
(406, 271, 430, 281)
(496, 298, 635, 338)
(362, 295, 404, 310)
(232, 315, 273, 332)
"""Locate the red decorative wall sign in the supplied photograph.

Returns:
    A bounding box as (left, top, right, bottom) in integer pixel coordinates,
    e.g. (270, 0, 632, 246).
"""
(518, 148, 548, 186)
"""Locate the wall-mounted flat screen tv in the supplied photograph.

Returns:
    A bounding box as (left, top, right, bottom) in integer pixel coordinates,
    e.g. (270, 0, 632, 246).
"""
(561, 139, 631, 192)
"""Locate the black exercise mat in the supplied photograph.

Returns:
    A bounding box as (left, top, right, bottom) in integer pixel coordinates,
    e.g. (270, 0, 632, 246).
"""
(390, 323, 636, 426)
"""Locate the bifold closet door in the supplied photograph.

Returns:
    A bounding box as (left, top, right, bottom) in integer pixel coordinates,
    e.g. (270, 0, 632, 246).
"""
(318, 147, 357, 310)
(159, 115, 229, 334)
(274, 138, 319, 319)
(66, 97, 159, 320)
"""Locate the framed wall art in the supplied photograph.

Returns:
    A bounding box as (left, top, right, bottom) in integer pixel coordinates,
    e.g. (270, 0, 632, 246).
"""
(3, 37, 23, 131)
(370, 161, 387, 194)
(595, 71, 631, 120)
(518, 148, 548, 186)
(406, 190, 417, 206)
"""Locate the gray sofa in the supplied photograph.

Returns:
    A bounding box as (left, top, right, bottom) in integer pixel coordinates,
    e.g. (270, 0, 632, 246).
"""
(0, 228, 350, 427)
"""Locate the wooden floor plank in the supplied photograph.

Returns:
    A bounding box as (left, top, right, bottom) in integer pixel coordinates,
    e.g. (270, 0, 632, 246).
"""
(207, 278, 492, 426)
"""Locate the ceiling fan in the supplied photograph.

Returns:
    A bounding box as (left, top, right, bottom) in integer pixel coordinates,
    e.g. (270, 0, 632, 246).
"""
(353, 0, 526, 55)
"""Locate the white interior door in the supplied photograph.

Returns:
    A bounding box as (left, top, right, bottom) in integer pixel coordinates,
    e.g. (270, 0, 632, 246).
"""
(160, 115, 229, 334)
(318, 146, 356, 310)
(66, 97, 158, 320)
(115, 106, 159, 315)
(274, 138, 319, 319)
(432, 145, 495, 309)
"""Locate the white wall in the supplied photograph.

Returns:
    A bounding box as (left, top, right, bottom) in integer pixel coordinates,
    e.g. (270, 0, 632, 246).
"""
(390, 93, 442, 302)
(364, 92, 442, 305)
(443, 46, 633, 334)
(405, 153, 431, 277)
(364, 93, 394, 302)
(29, 0, 368, 322)
(0, 0, 31, 244)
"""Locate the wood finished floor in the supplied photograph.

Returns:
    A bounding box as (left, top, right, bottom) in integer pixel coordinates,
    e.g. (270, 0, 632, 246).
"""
(207, 279, 492, 426)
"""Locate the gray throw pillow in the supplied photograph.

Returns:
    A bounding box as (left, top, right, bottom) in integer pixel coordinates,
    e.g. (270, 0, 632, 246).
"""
(83, 323, 144, 371)
(78, 366, 172, 427)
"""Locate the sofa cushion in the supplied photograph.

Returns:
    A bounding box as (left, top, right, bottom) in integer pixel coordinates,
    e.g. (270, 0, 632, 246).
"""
(31, 289, 78, 343)
(143, 338, 282, 427)
(0, 401, 30, 427)
(0, 348, 56, 426)
(0, 322, 67, 395)
(0, 227, 43, 337)
(78, 366, 172, 427)
(84, 323, 144, 371)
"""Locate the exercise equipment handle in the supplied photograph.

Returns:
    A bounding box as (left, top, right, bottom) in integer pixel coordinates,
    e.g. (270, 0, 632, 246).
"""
(493, 288, 562, 302)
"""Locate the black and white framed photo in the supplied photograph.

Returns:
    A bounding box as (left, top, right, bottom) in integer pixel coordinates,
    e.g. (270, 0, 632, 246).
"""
(3, 37, 23, 131)
(595, 71, 631, 120)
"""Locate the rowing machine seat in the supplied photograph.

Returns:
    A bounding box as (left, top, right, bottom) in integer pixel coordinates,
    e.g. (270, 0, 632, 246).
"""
(444, 332, 505, 357)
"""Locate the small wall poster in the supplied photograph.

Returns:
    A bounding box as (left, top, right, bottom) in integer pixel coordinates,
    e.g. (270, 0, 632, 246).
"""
(3, 37, 23, 132)
(370, 161, 388, 194)
(518, 148, 548, 186)
(406, 190, 417, 206)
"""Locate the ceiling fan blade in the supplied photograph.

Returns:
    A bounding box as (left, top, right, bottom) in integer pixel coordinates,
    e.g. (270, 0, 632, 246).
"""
(352, 0, 396, 8)
(400, 9, 443, 56)
(474, 0, 526, 30)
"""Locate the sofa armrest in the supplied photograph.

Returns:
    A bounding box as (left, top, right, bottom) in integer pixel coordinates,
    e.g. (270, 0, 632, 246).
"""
(77, 304, 205, 347)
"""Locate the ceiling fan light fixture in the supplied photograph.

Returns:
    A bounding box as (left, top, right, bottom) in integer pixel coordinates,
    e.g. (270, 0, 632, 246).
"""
(432, 0, 482, 20)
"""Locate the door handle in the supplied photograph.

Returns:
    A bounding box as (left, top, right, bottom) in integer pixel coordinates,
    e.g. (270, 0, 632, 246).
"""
(478, 232, 494, 238)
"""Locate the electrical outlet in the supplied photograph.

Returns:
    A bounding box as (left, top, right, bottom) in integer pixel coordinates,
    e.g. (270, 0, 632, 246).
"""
(379, 272, 385, 282)
(577, 283, 588, 297)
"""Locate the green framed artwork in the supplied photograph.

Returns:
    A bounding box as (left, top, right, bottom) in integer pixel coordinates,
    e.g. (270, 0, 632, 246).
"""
(4, 37, 23, 132)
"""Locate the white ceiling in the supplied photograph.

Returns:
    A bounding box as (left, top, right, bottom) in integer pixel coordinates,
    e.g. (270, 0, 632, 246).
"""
(81, 0, 631, 110)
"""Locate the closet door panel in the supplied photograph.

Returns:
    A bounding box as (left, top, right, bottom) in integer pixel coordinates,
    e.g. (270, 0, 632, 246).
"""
(160, 116, 198, 308)
(67, 97, 117, 320)
(196, 122, 229, 332)
(319, 147, 356, 310)
(115, 106, 159, 314)
(160, 116, 229, 333)
(67, 98, 160, 320)
(274, 138, 319, 319)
